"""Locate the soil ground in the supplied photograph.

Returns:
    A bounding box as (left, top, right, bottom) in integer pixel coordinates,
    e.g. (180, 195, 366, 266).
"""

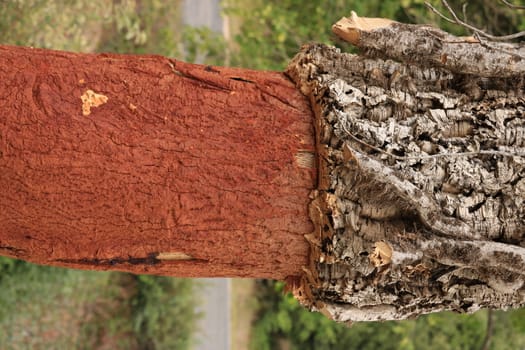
(231, 279, 257, 350)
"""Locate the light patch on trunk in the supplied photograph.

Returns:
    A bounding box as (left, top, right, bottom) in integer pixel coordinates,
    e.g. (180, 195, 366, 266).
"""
(332, 11, 396, 45)
(295, 150, 316, 169)
(81, 89, 108, 116)
(156, 251, 193, 261)
(370, 241, 392, 267)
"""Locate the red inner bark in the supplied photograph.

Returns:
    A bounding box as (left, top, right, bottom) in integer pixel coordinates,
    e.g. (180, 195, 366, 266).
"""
(0, 45, 315, 279)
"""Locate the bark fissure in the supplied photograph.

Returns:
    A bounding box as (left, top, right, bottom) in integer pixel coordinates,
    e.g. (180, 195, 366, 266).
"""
(54, 252, 207, 267)
(287, 43, 525, 322)
(55, 254, 162, 267)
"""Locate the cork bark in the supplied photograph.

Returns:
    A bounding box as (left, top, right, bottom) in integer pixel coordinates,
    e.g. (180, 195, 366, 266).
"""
(0, 45, 316, 279)
(332, 11, 525, 78)
(287, 40, 525, 322)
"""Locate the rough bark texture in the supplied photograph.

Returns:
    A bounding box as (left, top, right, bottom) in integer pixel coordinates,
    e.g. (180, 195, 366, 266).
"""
(286, 43, 525, 322)
(0, 45, 316, 279)
(333, 12, 525, 78)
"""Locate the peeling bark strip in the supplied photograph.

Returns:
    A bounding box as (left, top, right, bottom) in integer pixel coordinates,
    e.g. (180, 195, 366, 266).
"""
(287, 43, 525, 322)
(0, 45, 316, 279)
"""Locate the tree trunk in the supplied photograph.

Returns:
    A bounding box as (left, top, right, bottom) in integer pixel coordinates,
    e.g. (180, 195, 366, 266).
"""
(0, 45, 316, 279)
(2, 12, 525, 323)
(286, 15, 525, 322)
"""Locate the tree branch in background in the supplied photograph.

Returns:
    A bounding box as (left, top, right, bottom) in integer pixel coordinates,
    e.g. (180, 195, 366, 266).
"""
(500, 0, 525, 10)
(425, 0, 525, 41)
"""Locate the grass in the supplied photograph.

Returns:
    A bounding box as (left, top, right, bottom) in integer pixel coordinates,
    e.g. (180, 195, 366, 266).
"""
(230, 279, 258, 350)
(0, 0, 113, 51)
(0, 259, 116, 349)
(0, 0, 183, 55)
(0, 258, 201, 349)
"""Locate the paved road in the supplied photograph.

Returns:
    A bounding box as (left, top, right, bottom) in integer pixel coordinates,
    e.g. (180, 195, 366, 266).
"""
(194, 278, 231, 350)
(181, 3, 231, 350)
(183, 0, 223, 33)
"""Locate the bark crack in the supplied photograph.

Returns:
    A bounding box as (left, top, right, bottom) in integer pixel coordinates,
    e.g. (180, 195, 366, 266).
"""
(167, 58, 231, 93)
(54, 253, 207, 267)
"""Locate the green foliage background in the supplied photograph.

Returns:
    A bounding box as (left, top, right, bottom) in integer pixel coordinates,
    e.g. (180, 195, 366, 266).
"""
(248, 280, 525, 350)
(1, 0, 525, 349)
(221, 0, 525, 70)
(0, 255, 201, 349)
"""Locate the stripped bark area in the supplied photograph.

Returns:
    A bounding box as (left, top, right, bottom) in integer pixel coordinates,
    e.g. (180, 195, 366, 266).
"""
(286, 43, 525, 322)
(0, 45, 315, 279)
